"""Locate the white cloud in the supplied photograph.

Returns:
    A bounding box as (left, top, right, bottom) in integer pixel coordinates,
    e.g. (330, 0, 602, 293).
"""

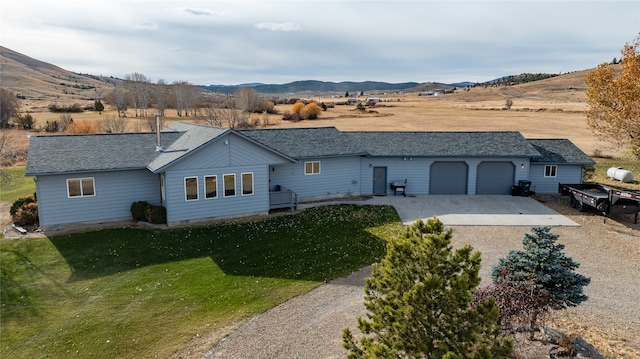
(135, 22, 159, 31)
(181, 7, 213, 16)
(1, 1, 638, 85)
(254, 22, 301, 32)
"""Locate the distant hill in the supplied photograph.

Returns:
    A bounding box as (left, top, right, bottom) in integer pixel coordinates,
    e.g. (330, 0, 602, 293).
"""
(1, 46, 603, 110)
(202, 80, 422, 95)
(0, 46, 116, 110)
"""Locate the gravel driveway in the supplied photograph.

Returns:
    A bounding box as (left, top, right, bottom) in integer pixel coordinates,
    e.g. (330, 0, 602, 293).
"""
(203, 195, 639, 359)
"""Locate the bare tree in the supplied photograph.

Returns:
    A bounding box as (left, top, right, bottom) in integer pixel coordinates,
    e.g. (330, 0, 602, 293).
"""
(125, 73, 153, 117)
(101, 114, 128, 133)
(107, 81, 129, 117)
(197, 95, 226, 127)
(142, 115, 164, 132)
(173, 81, 189, 117)
(234, 87, 261, 112)
(504, 98, 513, 110)
(155, 79, 168, 118)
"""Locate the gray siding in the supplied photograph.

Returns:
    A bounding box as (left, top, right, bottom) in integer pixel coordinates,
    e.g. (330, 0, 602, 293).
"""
(270, 157, 362, 200)
(164, 165, 270, 224)
(35, 170, 160, 226)
(360, 158, 431, 195)
(530, 164, 584, 194)
(360, 157, 530, 195)
(168, 133, 290, 171)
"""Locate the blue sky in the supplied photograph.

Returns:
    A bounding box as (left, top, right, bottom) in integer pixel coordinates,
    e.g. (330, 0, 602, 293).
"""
(1, 0, 639, 85)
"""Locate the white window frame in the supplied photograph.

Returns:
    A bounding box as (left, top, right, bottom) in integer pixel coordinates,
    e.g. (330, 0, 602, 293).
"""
(160, 174, 166, 202)
(241, 172, 254, 196)
(184, 176, 199, 201)
(204, 175, 218, 199)
(544, 165, 557, 178)
(304, 161, 321, 175)
(223, 173, 236, 197)
(66, 177, 96, 198)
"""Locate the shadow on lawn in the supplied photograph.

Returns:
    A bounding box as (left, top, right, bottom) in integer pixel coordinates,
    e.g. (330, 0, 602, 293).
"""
(50, 205, 398, 283)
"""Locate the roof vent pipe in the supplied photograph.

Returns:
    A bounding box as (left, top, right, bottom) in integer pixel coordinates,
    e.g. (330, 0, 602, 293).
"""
(155, 115, 164, 152)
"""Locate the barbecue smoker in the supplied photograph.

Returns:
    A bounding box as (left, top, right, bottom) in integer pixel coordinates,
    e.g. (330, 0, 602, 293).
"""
(390, 179, 407, 196)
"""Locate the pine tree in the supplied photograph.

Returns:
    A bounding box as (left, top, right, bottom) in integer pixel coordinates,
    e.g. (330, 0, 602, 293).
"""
(491, 226, 590, 339)
(343, 218, 513, 359)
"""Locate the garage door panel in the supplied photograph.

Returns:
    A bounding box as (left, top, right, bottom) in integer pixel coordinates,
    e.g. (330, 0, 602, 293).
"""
(476, 162, 515, 195)
(430, 162, 468, 194)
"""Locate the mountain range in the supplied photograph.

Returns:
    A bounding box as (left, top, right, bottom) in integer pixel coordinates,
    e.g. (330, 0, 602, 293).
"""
(1, 45, 585, 106)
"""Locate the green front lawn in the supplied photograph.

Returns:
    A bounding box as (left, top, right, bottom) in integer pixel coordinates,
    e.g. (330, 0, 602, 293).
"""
(1, 204, 402, 358)
(0, 166, 35, 203)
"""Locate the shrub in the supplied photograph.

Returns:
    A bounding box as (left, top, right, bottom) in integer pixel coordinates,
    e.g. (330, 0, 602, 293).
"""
(14, 114, 36, 130)
(48, 103, 85, 113)
(282, 112, 302, 122)
(65, 120, 101, 134)
(43, 120, 60, 133)
(491, 226, 590, 340)
(146, 205, 167, 224)
(11, 195, 38, 227)
(130, 201, 150, 221)
(300, 103, 322, 120)
(10, 195, 36, 216)
(290, 101, 305, 115)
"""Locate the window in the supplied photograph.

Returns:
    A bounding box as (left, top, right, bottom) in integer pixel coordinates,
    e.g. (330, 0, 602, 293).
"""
(224, 174, 236, 197)
(160, 175, 166, 202)
(304, 161, 320, 175)
(184, 177, 199, 201)
(67, 177, 95, 197)
(544, 165, 557, 178)
(241, 173, 254, 196)
(205, 175, 217, 199)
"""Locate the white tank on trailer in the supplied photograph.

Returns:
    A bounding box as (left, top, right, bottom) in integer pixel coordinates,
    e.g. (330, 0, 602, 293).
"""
(607, 167, 634, 183)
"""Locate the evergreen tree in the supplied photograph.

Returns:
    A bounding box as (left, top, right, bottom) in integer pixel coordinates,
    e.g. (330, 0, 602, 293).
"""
(343, 218, 513, 359)
(94, 100, 104, 114)
(491, 226, 590, 338)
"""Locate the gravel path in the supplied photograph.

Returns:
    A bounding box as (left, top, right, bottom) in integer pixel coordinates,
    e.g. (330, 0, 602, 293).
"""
(202, 198, 640, 359)
(203, 267, 370, 359)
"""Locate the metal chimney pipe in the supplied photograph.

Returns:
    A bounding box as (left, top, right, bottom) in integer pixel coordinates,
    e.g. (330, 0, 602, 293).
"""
(155, 115, 164, 152)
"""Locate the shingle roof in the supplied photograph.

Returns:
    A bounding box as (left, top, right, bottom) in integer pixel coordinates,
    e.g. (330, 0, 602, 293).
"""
(242, 128, 541, 158)
(147, 122, 229, 172)
(26, 123, 591, 177)
(25, 132, 182, 176)
(528, 139, 595, 165)
(346, 131, 541, 157)
(239, 127, 367, 158)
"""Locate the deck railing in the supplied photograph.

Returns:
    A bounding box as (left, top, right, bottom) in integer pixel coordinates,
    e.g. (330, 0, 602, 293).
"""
(269, 189, 297, 211)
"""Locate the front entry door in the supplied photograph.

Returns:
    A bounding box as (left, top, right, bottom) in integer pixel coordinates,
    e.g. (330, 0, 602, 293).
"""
(373, 167, 387, 196)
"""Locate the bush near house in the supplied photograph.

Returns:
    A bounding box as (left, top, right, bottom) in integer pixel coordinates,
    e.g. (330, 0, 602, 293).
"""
(146, 205, 167, 224)
(10, 194, 38, 227)
(130, 201, 150, 221)
(130, 201, 167, 224)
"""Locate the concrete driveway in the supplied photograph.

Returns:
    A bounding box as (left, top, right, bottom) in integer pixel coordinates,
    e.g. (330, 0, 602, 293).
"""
(302, 195, 578, 226)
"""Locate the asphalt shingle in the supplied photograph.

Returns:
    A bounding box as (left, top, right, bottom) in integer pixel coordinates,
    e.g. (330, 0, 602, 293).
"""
(25, 132, 182, 175)
(528, 139, 595, 165)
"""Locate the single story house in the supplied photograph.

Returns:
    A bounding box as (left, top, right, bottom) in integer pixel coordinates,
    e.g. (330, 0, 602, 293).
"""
(25, 122, 594, 227)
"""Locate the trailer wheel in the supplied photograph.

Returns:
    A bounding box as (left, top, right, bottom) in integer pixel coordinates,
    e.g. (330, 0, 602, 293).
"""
(575, 200, 585, 212)
(569, 196, 576, 207)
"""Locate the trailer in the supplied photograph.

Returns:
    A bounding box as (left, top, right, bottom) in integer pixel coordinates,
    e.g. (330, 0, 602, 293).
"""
(558, 183, 640, 223)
